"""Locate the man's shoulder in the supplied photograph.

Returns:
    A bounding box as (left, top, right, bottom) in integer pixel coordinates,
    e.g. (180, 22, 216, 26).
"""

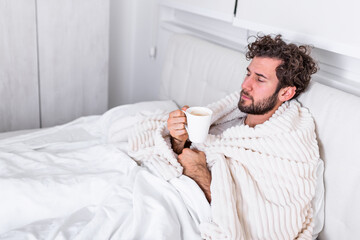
(274, 99, 315, 131)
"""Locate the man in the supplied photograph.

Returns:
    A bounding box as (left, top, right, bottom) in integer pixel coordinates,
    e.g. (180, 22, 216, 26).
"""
(167, 34, 318, 202)
(167, 34, 322, 239)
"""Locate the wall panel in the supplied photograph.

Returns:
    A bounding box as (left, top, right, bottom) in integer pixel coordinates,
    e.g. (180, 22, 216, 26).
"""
(37, 0, 109, 127)
(0, 0, 40, 132)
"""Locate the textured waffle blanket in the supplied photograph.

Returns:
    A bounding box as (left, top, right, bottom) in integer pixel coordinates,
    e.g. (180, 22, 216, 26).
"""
(129, 92, 320, 240)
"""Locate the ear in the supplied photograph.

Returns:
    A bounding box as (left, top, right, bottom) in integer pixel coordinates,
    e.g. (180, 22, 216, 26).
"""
(278, 86, 296, 102)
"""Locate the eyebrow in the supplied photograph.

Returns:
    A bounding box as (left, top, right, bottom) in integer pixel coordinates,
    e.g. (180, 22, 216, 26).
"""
(247, 67, 268, 79)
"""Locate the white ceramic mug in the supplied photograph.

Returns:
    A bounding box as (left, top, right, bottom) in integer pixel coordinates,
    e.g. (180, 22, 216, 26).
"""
(183, 107, 213, 143)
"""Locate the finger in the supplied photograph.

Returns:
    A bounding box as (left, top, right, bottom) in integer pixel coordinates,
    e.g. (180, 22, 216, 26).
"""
(173, 130, 188, 137)
(171, 123, 186, 130)
(168, 122, 186, 131)
(182, 148, 194, 154)
(181, 105, 190, 111)
(177, 154, 184, 163)
(177, 153, 187, 164)
(167, 118, 186, 132)
(169, 116, 187, 124)
(170, 109, 186, 117)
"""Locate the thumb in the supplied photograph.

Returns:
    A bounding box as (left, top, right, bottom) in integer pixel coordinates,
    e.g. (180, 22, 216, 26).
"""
(181, 105, 190, 111)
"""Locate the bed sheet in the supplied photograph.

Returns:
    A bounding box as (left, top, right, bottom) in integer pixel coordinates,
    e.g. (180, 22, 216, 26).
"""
(0, 100, 211, 239)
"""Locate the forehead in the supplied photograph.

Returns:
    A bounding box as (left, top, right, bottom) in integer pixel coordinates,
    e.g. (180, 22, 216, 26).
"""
(248, 57, 282, 77)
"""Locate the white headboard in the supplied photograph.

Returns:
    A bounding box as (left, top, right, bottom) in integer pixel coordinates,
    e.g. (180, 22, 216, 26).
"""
(159, 34, 248, 107)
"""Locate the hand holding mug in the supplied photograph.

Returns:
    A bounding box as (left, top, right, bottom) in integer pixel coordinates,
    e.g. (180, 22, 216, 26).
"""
(167, 106, 189, 143)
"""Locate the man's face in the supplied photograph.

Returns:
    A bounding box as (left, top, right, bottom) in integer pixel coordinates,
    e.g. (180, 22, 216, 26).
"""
(238, 56, 283, 115)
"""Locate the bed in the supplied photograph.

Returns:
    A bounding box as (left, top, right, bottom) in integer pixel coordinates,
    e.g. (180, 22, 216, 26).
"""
(1, 34, 360, 240)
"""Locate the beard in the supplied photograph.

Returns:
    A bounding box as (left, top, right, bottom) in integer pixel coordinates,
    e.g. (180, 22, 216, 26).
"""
(238, 89, 280, 115)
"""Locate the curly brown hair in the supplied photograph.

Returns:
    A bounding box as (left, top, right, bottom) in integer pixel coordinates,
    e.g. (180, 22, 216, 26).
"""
(246, 34, 318, 99)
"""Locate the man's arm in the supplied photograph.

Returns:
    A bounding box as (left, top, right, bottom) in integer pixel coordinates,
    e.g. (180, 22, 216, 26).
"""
(170, 137, 186, 155)
(167, 106, 189, 154)
(178, 148, 212, 202)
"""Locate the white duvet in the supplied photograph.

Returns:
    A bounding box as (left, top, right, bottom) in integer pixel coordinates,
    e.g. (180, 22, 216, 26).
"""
(0, 101, 211, 240)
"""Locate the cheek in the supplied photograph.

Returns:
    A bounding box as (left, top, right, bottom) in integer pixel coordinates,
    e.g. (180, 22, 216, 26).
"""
(252, 83, 264, 94)
(253, 83, 275, 100)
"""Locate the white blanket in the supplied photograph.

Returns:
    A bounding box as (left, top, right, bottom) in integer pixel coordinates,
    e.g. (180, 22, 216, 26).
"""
(129, 92, 321, 240)
(0, 101, 211, 239)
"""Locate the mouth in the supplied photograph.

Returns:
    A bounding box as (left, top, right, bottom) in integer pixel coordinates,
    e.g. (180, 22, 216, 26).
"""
(241, 94, 250, 100)
(240, 91, 252, 101)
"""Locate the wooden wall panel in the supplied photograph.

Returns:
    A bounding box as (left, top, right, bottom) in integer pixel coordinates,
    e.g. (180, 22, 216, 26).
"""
(0, 0, 40, 132)
(37, 0, 109, 127)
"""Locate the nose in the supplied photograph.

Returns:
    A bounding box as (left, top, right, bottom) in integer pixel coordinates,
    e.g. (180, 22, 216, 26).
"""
(241, 75, 253, 91)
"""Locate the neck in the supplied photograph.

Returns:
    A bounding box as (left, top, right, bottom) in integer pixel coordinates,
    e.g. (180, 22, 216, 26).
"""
(245, 102, 283, 127)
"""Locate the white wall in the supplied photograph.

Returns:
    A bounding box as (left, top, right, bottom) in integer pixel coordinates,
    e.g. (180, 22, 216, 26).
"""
(109, 0, 160, 108)
(235, 0, 360, 59)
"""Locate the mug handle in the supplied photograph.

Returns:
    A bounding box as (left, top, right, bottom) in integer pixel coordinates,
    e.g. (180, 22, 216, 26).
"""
(181, 110, 189, 132)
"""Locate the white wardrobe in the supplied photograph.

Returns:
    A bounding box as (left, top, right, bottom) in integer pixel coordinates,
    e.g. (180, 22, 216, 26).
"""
(0, 0, 109, 132)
